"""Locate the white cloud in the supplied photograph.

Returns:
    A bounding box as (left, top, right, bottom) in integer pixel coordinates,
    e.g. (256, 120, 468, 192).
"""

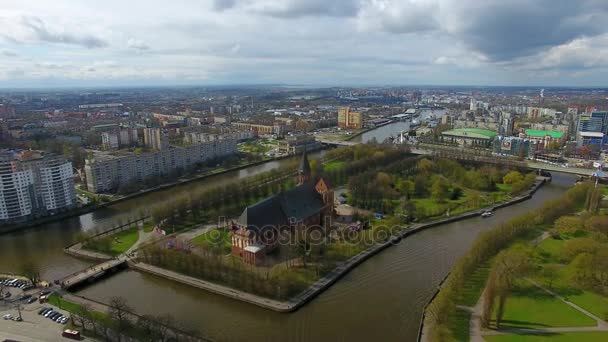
(127, 38, 150, 50)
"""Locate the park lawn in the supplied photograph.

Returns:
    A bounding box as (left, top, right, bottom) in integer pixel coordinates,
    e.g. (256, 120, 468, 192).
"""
(534, 264, 608, 320)
(447, 308, 471, 342)
(142, 222, 155, 233)
(456, 261, 491, 306)
(495, 183, 512, 193)
(191, 229, 232, 254)
(324, 161, 345, 172)
(109, 228, 139, 255)
(537, 237, 567, 261)
(48, 293, 110, 324)
(492, 284, 597, 329)
(484, 331, 608, 342)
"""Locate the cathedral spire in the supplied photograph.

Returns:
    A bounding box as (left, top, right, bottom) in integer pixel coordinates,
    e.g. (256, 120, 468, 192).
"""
(298, 146, 311, 185)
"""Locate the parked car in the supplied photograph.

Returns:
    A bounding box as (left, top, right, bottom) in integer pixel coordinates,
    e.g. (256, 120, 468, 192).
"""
(13, 316, 22, 322)
(44, 310, 55, 318)
(26, 297, 37, 304)
(39, 307, 51, 315)
(3, 314, 13, 320)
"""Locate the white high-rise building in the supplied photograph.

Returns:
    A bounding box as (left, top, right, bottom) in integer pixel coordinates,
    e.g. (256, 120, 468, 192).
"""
(0, 150, 76, 223)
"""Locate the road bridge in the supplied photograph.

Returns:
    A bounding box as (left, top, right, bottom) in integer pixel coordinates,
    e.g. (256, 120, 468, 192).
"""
(59, 258, 128, 290)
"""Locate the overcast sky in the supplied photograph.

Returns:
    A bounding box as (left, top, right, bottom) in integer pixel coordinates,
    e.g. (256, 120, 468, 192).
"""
(1, 0, 608, 88)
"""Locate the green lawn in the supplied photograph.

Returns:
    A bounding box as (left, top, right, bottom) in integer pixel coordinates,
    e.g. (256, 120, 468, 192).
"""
(537, 237, 567, 261)
(191, 229, 232, 254)
(447, 308, 471, 342)
(534, 263, 608, 320)
(495, 183, 512, 193)
(108, 228, 139, 255)
(492, 284, 597, 329)
(484, 332, 608, 342)
(48, 293, 110, 324)
(456, 261, 491, 306)
(324, 161, 345, 172)
(142, 222, 155, 233)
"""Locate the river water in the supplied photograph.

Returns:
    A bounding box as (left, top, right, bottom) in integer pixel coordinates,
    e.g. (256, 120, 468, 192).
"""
(0, 121, 575, 342)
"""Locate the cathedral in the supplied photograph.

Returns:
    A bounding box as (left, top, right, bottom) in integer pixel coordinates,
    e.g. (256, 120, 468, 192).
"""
(231, 151, 334, 265)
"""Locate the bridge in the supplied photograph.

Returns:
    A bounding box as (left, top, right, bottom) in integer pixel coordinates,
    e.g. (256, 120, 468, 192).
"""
(316, 138, 359, 146)
(59, 257, 128, 290)
(410, 145, 596, 177)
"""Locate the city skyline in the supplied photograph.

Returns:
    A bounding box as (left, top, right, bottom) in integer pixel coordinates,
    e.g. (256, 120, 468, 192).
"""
(1, 0, 608, 87)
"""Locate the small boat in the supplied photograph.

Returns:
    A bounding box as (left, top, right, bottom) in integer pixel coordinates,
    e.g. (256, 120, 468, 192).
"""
(481, 211, 493, 218)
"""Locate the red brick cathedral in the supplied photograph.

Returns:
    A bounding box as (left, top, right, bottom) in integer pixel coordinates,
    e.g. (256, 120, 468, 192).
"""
(231, 150, 334, 265)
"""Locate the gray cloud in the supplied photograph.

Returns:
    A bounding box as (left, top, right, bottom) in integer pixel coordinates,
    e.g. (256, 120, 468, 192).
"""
(20, 16, 107, 48)
(0, 49, 18, 57)
(443, 0, 608, 61)
(213, 0, 238, 11)
(255, 0, 360, 18)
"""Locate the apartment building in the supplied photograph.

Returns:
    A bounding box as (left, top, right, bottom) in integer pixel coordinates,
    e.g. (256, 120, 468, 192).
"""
(337, 107, 362, 129)
(84, 135, 240, 193)
(0, 150, 76, 223)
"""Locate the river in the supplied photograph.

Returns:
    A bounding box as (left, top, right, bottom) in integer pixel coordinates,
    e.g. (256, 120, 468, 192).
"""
(0, 121, 575, 341)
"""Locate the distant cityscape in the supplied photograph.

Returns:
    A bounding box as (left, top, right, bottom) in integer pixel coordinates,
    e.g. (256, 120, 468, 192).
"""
(1, 86, 608, 225)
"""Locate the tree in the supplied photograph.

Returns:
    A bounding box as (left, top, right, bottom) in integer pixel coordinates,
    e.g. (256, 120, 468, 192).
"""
(489, 248, 533, 328)
(108, 296, 133, 338)
(19, 261, 40, 286)
(414, 174, 428, 197)
(585, 215, 608, 236)
(541, 264, 560, 289)
(502, 171, 524, 185)
(555, 216, 584, 236)
(431, 178, 450, 203)
(417, 158, 434, 174)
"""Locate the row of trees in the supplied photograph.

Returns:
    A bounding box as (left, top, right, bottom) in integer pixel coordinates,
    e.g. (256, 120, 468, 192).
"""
(69, 295, 203, 342)
(150, 145, 411, 231)
(426, 181, 594, 341)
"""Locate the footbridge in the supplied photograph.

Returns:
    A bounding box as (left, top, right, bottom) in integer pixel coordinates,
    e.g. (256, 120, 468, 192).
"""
(59, 257, 128, 290)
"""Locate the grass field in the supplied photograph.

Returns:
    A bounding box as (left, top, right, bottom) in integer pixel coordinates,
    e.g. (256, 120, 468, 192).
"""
(48, 293, 109, 324)
(323, 161, 345, 172)
(191, 229, 232, 254)
(447, 308, 471, 342)
(492, 284, 597, 329)
(108, 228, 139, 255)
(484, 331, 608, 342)
(456, 261, 491, 306)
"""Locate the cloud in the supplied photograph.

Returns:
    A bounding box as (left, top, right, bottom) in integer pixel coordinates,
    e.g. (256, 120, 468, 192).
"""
(252, 0, 360, 18)
(0, 49, 18, 57)
(212, 0, 238, 11)
(357, 0, 438, 34)
(127, 38, 150, 50)
(18, 16, 107, 48)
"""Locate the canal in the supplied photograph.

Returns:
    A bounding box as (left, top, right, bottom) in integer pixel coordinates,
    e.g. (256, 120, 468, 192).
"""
(0, 120, 575, 341)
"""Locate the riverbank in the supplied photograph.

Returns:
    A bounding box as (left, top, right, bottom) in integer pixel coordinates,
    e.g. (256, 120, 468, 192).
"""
(345, 119, 394, 141)
(417, 177, 589, 342)
(129, 177, 548, 313)
(0, 150, 329, 237)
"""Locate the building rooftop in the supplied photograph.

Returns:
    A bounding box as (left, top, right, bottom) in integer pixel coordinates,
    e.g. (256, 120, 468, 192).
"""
(442, 128, 497, 140)
(524, 129, 564, 139)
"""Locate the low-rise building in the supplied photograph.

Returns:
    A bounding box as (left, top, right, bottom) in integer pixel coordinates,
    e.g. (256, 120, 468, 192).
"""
(441, 128, 497, 147)
(277, 134, 320, 155)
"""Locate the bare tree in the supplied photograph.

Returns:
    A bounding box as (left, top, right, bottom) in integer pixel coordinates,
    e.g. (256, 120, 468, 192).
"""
(19, 261, 41, 285)
(108, 296, 133, 339)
